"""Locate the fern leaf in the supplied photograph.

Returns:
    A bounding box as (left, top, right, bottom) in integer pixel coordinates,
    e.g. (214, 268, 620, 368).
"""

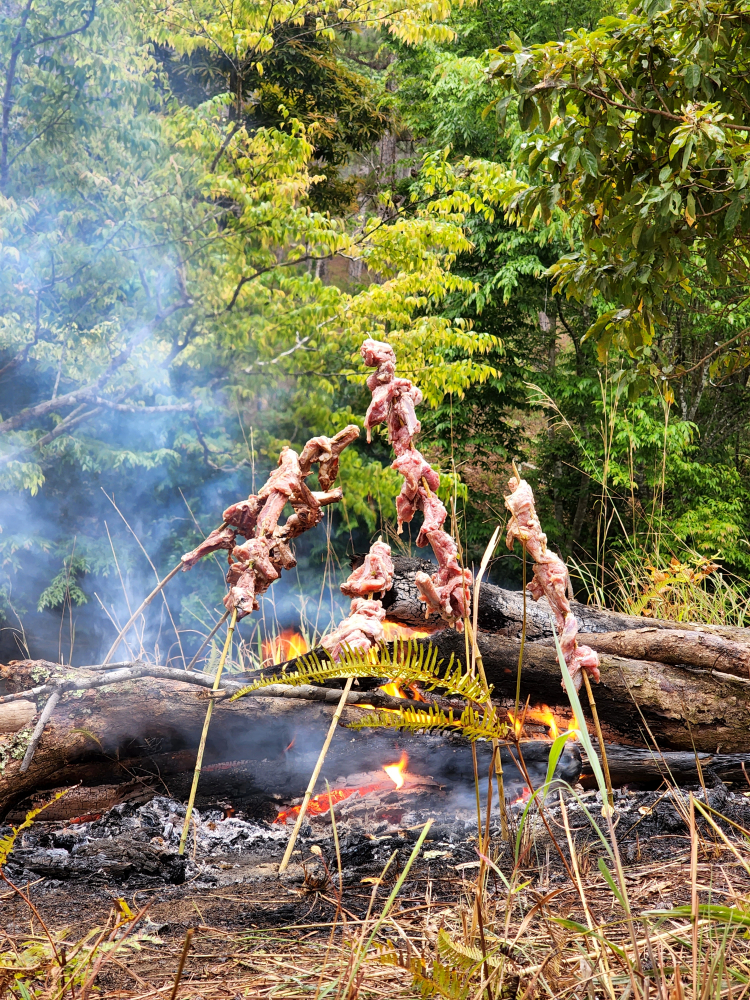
(229, 638, 490, 705)
(0, 787, 71, 867)
(349, 704, 509, 741)
(438, 929, 506, 972)
(414, 959, 471, 999)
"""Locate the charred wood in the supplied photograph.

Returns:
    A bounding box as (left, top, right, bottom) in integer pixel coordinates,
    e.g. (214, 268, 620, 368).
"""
(579, 741, 750, 789)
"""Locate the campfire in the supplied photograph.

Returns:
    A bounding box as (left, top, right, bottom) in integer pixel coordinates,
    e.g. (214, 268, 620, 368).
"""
(263, 629, 310, 665)
(273, 750, 431, 826)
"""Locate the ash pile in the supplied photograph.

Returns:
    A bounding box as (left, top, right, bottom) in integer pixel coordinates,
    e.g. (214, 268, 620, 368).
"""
(1, 796, 286, 889)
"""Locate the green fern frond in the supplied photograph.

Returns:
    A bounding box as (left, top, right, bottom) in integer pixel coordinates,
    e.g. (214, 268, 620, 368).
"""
(349, 704, 509, 741)
(229, 638, 490, 704)
(349, 706, 459, 734)
(375, 947, 470, 1000)
(438, 929, 504, 972)
(413, 959, 471, 999)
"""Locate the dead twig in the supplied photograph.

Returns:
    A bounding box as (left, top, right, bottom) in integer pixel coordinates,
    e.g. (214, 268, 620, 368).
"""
(169, 928, 195, 1000)
(19, 688, 60, 773)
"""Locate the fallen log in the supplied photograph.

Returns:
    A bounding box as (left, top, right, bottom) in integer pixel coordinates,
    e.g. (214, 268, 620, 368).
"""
(419, 628, 750, 753)
(579, 742, 750, 789)
(385, 557, 750, 651)
(0, 660, 581, 818)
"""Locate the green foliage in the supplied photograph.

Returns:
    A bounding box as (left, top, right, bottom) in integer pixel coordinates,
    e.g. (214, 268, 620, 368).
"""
(230, 637, 490, 705)
(36, 556, 89, 612)
(487, 0, 750, 358)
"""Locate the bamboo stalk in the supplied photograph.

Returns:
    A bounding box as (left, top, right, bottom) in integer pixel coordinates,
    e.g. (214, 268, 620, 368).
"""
(581, 670, 614, 808)
(465, 618, 509, 840)
(185, 610, 231, 670)
(278, 676, 354, 873)
(178, 607, 238, 856)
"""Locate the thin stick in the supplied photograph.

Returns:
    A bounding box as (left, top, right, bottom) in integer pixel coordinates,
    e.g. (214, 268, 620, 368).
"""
(515, 545, 526, 719)
(178, 607, 238, 855)
(169, 928, 195, 1000)
(581, 671, 614, 808)
(465, 619, 509, 841)
(185, 610, 230, 670)
(278, 676, 354, 873)
(102, 563, 182, 665)
(690, 792, 699, 998)
(19, 689, 60, 773)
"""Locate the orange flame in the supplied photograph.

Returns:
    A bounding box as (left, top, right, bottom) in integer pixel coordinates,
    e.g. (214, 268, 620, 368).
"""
(507, 711, 523, 738)
(274, 784, 380, 824)
(263, 629, 309, 665)
(507, 705, 560, 739)
(383, 752, 408, 789)
(382, 621, 433, 642)
(526, 705, 560, 739)
(379, 680, 427, 702)
(510, 786, 531, 807)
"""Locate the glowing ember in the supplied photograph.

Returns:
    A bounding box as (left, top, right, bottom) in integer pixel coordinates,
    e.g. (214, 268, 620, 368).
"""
(510, 786, 532, 807)
(383, 752, 408, 789)
(275, 784, 380, 824)
(263, 628, 309, 664)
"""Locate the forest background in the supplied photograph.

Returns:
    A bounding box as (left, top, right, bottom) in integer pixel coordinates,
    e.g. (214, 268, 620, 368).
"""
(3, 0, 750, 666)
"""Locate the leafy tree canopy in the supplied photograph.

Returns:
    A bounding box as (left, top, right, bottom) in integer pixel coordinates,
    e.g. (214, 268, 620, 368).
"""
(487, 0, 750, 364)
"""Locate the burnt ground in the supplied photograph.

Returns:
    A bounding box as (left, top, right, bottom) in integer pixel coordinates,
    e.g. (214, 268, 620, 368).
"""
(2, 781, 750, 996)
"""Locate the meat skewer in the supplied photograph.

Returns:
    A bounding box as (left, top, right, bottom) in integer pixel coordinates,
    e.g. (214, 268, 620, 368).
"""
(180, 426, 359, 620)
(504, 475, 600, 692)
(361, 338, 471, 629)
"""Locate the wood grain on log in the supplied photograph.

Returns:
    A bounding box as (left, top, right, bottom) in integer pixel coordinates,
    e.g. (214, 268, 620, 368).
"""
(420, 629, 750, 754)
(579, 742, 750, 788)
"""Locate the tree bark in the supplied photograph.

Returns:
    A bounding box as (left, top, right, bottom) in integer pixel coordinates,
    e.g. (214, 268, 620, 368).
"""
(579, 742, 750, 789)
(385, 557, 750, 645)
(419, 628, 750, 754)
(0, 663, 582, 818)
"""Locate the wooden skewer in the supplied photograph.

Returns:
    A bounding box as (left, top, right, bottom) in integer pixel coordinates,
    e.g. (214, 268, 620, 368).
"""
(102, 522, 227, 665)
(581, 670, 614, 808)
(102, 563, 182, 665)
(278, 676, 354, 873)
(178, 607, 238, 855)
(185, 610, 231, 671)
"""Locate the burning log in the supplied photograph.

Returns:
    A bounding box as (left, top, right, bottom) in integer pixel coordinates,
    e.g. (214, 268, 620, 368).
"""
(408, 623, 750, 753)
(0, 658, 582, 819)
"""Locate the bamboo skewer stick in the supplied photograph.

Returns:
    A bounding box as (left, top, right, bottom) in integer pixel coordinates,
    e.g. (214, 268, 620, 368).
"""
(102, 563, 182, 666)
(178, 607, 238, 856)
(185, 610, 231, 671)
(102, 522, 227, 666)
(581, 670, 614, 808)
(278, 676, 354, 873)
